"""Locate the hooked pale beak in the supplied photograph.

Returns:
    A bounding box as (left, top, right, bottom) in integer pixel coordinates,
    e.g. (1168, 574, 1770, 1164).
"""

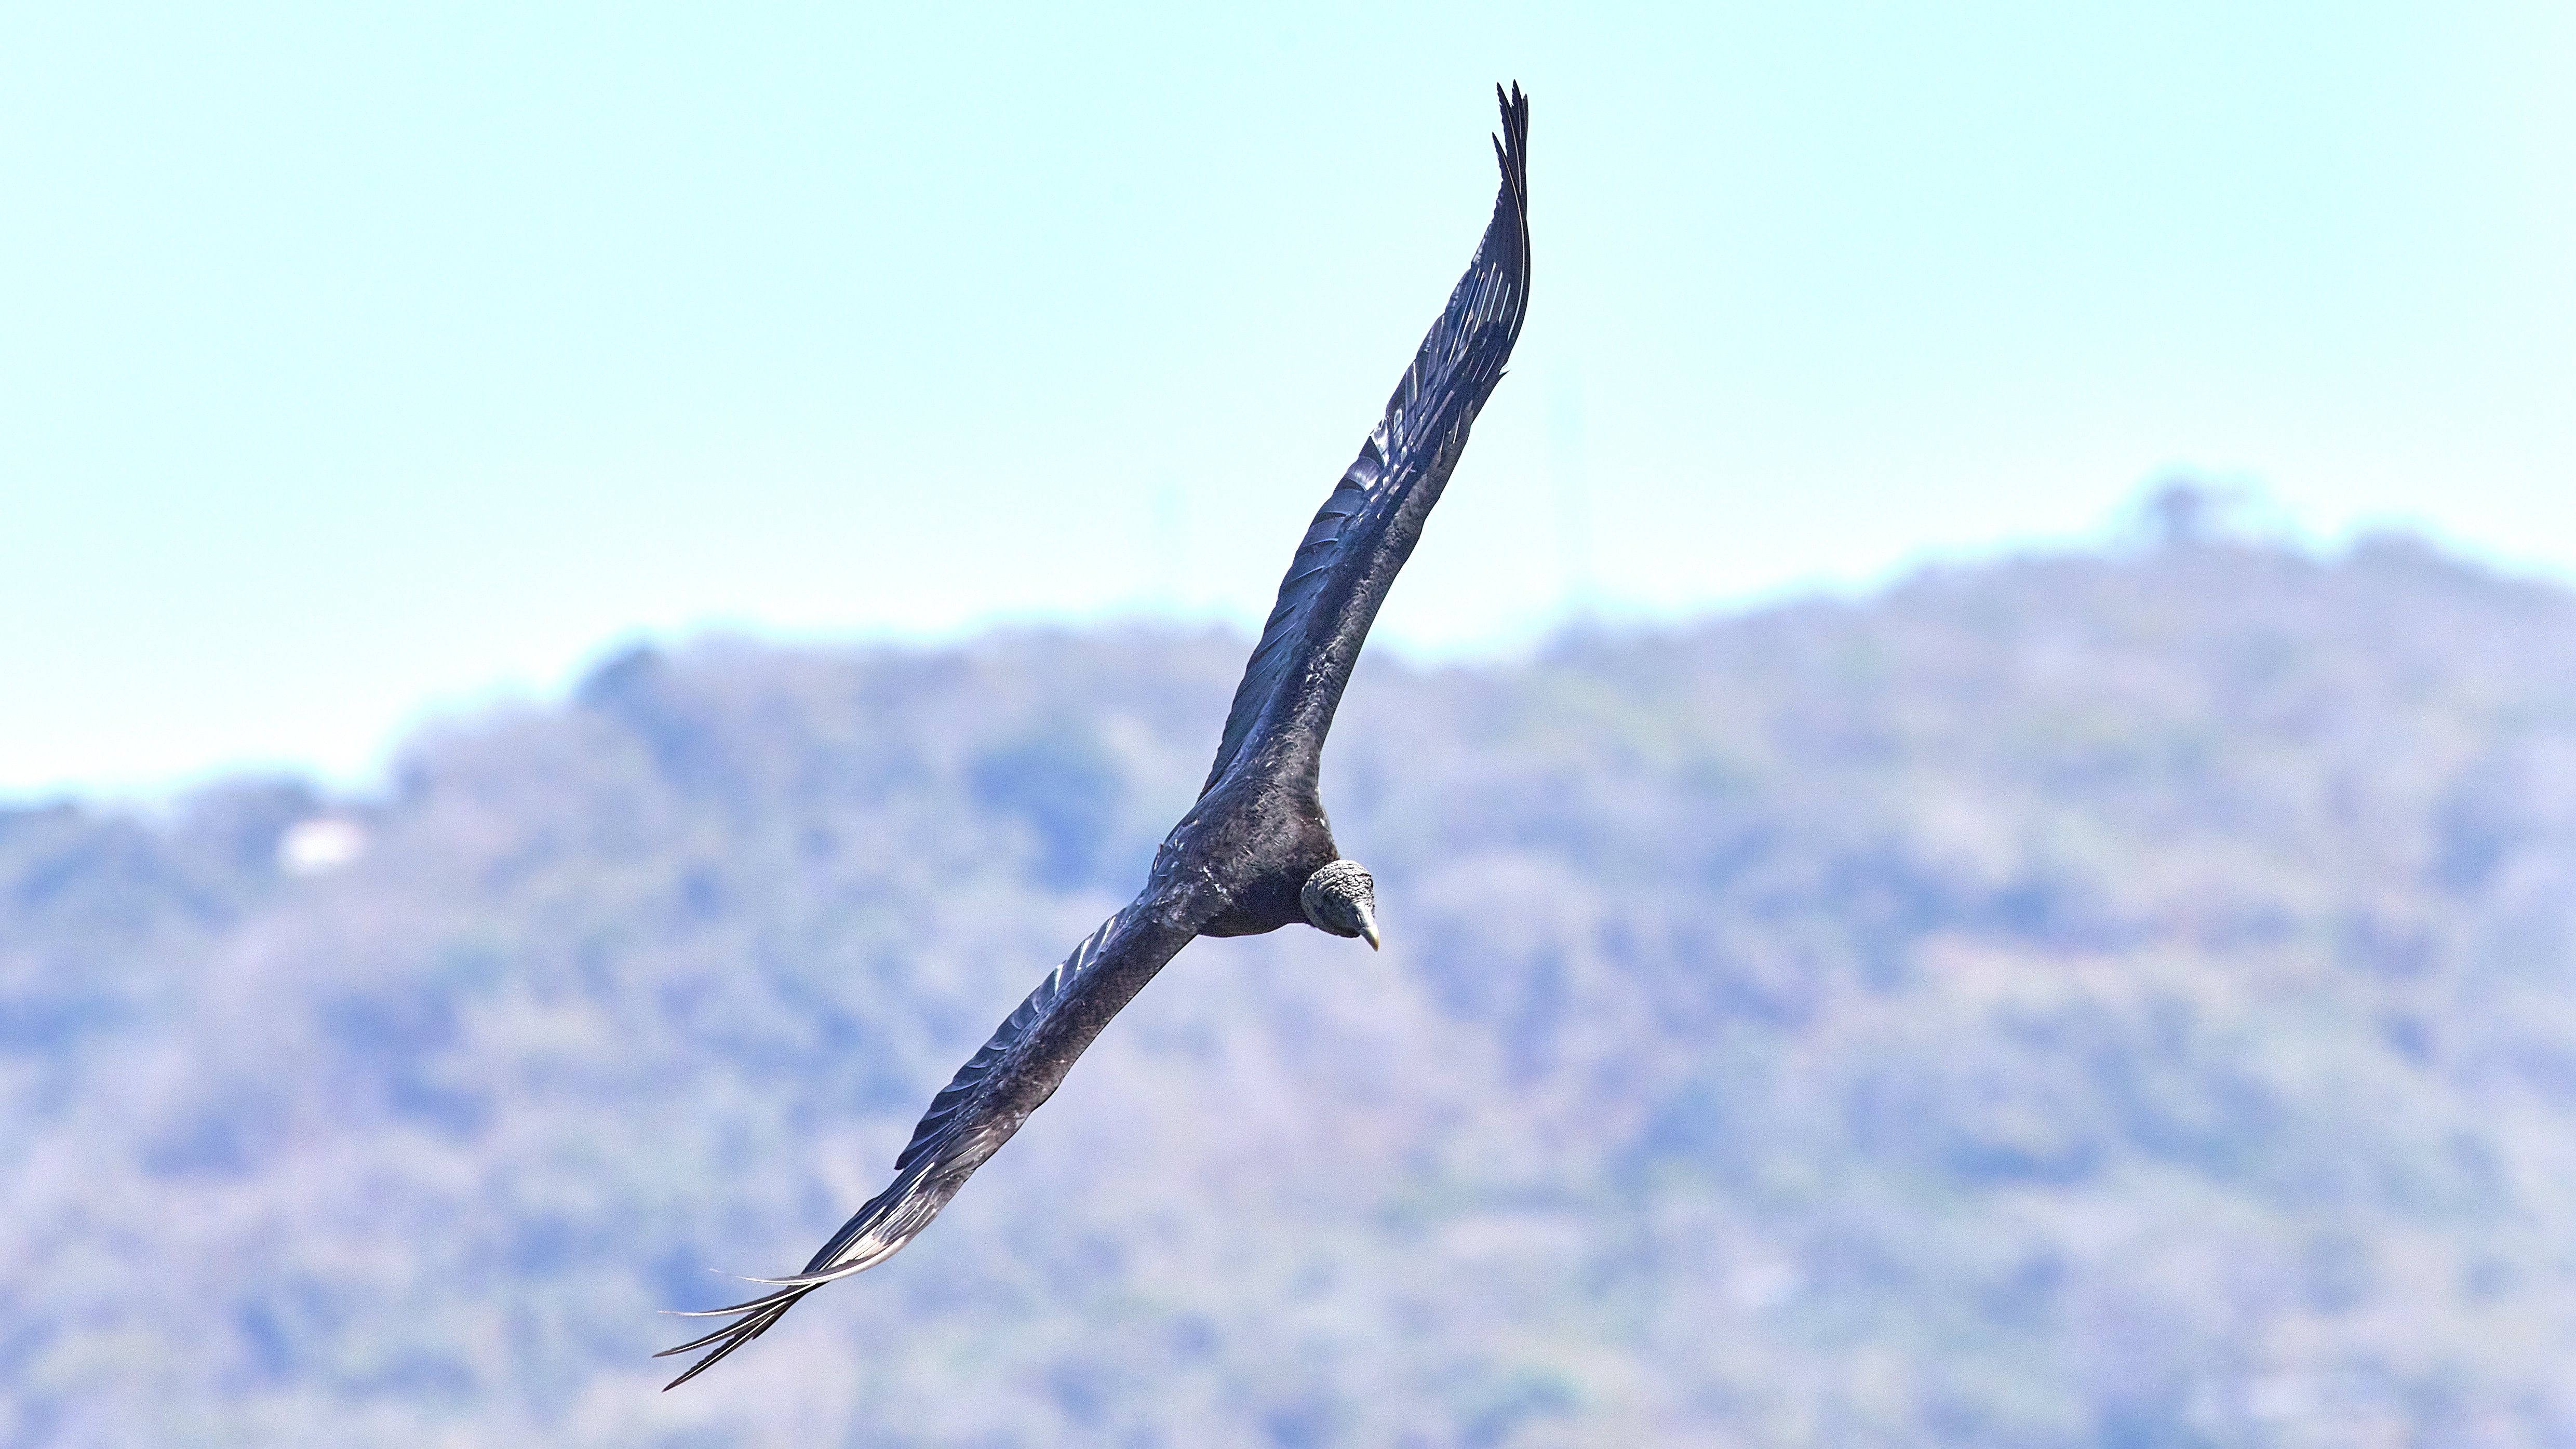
(1359, 911, 1381, 951)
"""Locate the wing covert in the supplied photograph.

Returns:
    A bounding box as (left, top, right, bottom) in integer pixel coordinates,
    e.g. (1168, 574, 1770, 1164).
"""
(1201, 83, 1531, 795)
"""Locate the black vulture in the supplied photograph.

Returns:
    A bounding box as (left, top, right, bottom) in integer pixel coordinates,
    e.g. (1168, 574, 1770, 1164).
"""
(661, 83, 1531, 1389)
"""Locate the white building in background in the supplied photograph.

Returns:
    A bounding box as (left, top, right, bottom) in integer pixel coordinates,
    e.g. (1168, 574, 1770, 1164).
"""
(277, 817, 366, 876)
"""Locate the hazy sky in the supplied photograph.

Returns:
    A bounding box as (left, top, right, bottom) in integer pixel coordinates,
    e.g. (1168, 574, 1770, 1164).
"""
(5, 0, 2570, 796)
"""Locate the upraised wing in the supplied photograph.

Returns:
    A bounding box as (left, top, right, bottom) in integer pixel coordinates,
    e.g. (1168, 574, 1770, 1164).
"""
(658, 904, 1200, 1388)
(1201, 83, 1532, 796)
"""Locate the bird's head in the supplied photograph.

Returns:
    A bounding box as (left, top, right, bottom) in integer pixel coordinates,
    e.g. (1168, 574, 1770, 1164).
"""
(1299, 860, 1380, 949)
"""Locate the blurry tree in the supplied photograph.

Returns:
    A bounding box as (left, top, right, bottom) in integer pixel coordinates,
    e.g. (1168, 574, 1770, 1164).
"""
(12, 535, 2576, 1445)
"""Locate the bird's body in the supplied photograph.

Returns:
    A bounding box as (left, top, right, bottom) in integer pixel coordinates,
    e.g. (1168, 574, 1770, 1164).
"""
(661, 85, 1531, 1388)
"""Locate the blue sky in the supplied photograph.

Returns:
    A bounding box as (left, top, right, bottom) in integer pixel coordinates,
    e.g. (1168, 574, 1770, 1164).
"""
(4, 0, 2570, 796)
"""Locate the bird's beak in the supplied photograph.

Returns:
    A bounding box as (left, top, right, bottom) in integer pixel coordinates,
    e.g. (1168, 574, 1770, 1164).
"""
(1359, 913, 1381, 951)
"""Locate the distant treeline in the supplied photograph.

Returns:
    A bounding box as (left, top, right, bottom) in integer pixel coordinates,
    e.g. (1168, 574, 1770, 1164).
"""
(9, 527, 2576, 1445)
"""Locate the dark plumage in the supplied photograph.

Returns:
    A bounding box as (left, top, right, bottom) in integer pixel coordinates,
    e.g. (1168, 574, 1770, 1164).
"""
(659, 84, 1532, 1389)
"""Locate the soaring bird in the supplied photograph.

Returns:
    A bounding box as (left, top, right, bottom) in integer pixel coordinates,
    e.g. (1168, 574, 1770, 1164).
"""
(660, 83, 1531, 1389)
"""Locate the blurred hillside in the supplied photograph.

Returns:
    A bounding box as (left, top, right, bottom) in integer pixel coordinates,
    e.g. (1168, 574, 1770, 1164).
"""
(12, 527, 2576, 1445)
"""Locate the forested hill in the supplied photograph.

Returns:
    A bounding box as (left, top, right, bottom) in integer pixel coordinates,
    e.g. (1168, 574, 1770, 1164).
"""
(12, 529, 2576, 1445)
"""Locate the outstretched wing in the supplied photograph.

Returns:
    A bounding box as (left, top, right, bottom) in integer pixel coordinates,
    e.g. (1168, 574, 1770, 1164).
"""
(1201, 84, 1532, 796)
(658, 904, 1200, 1389)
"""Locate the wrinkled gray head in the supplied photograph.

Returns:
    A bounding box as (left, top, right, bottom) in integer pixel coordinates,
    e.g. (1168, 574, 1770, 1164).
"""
(1299, 859, 1380, 949)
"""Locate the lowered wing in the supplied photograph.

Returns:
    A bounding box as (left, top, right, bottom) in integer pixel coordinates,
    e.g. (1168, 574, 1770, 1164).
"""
(658, 903, 1200, 1388)
(1201, 83, 1532, 796)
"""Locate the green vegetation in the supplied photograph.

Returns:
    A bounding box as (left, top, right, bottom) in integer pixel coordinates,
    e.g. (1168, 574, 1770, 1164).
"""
(10, 527, 2576, 1444)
